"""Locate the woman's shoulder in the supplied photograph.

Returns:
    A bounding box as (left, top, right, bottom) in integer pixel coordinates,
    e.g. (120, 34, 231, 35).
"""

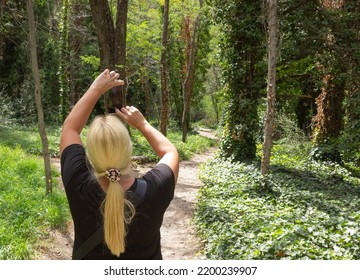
(61, 143, 85, 159)
(60, 143, 91, 190)
(143, 163, 175, 187)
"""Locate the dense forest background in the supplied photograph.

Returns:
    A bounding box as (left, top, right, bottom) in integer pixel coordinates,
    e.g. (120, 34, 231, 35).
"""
(1, 0, 360, 165)
(1, 0, 360, 260)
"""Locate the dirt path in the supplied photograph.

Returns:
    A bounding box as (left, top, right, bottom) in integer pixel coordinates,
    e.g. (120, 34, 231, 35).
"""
(37, 132, 218, 260)
(136, 145, 218, 260)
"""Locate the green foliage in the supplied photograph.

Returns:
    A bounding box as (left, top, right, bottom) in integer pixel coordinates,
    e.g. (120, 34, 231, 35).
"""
(273, 111, 309, 145)
(80, 55, 100, 71)
(207, 0, 267, 161)
(0, 123, 216, 162)
(0, 125, 61, 158)
(195, 144, 360, 260)
(131, 128, 218, 161)
(0, 145, 69, 259)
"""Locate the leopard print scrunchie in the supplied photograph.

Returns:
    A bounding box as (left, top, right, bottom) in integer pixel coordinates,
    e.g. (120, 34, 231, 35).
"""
(105, 168, 121, 182)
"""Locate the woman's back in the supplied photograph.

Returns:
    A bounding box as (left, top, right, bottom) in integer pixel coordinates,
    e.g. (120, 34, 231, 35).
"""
(61, 144, 176, 259)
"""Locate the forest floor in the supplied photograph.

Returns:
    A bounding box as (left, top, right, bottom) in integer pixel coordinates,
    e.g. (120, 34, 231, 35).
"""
(35, 129, 219, 260)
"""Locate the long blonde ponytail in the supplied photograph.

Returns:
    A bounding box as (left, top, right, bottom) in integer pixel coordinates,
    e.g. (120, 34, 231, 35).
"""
(103, 181, 134, 256)
(86, 114, 135, 257)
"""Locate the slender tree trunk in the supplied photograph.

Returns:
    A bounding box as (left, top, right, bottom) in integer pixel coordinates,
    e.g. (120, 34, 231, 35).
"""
(181, 13, 200, 143)
(261, 0, 278, 176)
(159, 0, 170, 136)
(26, 0, 52, 193)
(0, 0, 7, 60)
(60, 0, 70, 122)
(69, 1, 84, 109)
(115, 0, 128, 108)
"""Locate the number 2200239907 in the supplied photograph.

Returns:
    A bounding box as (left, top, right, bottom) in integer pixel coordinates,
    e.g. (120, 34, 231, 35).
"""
(197, 266, 257, 276)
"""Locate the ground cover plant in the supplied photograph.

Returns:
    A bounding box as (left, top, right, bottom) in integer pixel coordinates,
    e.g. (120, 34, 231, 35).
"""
(0, 145, 69, 259)
(0, 125, 61, 157)
(195, 144, 360, 260)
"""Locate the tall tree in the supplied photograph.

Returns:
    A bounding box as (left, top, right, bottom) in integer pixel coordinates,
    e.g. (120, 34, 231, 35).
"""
(89, 0, 128, 112)
(341, 1, 360, 164)
(68, 1, 87, 110)
(261, 0, 278, 175)
(311, 0, 346, 162)
(26, 0, 52, 193)
(181, 0, 202, 142)
(115, 0, 128, 108)
(159, 0, 170, 135)
(59, 0, 70, 122)
(210, 0, 267, 161)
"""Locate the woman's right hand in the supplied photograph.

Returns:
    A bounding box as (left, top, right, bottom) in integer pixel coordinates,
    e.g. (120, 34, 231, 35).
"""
(116, 106, 179, 182)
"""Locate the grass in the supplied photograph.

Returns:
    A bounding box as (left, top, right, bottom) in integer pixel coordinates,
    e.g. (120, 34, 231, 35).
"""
(0, 123, 217, 259)
(0, 125, 61, 157)
(0, 145, 69, 259)
(195, 143, 360, 260)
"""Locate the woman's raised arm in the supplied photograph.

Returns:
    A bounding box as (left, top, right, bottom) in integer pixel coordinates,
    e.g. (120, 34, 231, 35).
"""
(116, 106, 179, 182)
(60, 69, 124, 155)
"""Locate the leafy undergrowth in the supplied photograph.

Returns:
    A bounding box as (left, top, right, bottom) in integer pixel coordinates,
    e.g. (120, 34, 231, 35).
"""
(0, 125, 61, 157)
(0, 145, 70, 259)
(131, 129, 217, 161)
(0, 124, 217, 161)
(195, 144, 360, 260)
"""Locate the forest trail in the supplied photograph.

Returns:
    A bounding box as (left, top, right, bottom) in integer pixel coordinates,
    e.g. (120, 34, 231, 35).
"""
(36, 130, 218, 260)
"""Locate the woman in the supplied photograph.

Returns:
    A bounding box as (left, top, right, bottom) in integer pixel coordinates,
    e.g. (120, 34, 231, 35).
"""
(60, 69, 179, 259)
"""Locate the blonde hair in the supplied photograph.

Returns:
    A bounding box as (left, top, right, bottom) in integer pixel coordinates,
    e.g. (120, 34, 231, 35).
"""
(86, 114, 135, 257)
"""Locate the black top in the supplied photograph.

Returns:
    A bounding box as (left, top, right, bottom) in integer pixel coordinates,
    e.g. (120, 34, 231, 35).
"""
(60, 144, 175, 260)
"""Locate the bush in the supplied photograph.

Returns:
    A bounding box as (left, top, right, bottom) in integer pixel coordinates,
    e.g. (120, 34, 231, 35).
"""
(195, 145, 360, 260)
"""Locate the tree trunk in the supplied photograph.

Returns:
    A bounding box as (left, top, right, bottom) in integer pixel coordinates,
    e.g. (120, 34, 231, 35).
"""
(115, 0, 128, 109)
(0, 0, 7, 60)
(312, 74, 345, 161)
(69, 1, 84, 109)
(60, 0, 70, 122)
(159, 0, 170, 136)
(261, 0, 278, 176)
(26, 0, 52, 194)
(181, 0, 202, 143)
(311, 0, 346, 162)
(219, 0, 266, 162)
(89, 0, 128, 112)
(89, 0, 116, 112)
